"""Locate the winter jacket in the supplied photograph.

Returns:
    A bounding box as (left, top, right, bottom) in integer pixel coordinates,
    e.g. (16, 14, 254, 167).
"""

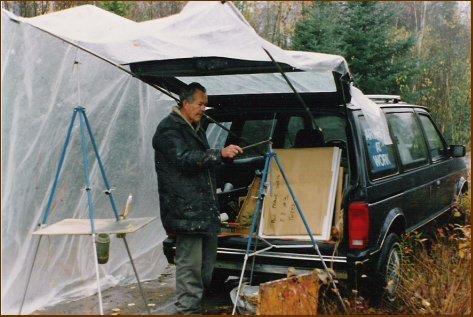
(152, 108, 222, 235)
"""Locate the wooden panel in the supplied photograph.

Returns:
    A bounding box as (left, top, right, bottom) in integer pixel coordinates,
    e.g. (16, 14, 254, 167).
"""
(260, 147, 341, 240)
(258, 272, 320, 315)
(236, 176, 262, 231)
(333, 167, 344, 241)
(32, 217, 156, 235)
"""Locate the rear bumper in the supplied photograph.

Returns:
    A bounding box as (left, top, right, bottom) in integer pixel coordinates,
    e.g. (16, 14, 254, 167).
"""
(163, 237, 374, 283)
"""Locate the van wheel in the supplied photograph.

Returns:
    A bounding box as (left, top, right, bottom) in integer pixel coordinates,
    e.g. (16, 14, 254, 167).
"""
(372, 233, 402, 305)
(454, 191, 469, 226)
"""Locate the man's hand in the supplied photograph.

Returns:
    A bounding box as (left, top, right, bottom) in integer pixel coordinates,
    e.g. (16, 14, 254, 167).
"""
(221, 144, 243, 159)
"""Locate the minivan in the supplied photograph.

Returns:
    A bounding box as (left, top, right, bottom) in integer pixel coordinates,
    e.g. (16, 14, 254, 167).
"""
(131, 57, 468, 303)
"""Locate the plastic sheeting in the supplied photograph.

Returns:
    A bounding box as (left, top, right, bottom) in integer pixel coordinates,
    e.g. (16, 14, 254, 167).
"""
(1, 10, 174, 314)
(349, 86, 393, 145)
(14, 2, 349, 74)
(177, 71, 337, 95)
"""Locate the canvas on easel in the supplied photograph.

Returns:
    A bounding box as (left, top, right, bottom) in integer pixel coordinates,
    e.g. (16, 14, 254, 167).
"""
(259, 147, 341, 241)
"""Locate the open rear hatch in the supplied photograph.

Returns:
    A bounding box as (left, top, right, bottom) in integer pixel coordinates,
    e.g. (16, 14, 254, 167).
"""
(129, 57, 351, 109)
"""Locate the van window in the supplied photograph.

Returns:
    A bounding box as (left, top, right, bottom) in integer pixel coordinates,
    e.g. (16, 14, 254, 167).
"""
(359, 116, 398, 179)
(284, 116, 305, 148)
(386, 112, 429, 169)
(283, 115, 346, 148)
(206, 122, 231, 148)
(418, 115, 448, 161)
(240, 119, 274, 157)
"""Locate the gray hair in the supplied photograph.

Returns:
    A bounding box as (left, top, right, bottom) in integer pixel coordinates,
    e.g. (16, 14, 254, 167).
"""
(178, 82, 206, 107)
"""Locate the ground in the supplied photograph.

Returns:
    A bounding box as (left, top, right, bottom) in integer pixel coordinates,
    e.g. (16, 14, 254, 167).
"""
(32, 264, 235, 315)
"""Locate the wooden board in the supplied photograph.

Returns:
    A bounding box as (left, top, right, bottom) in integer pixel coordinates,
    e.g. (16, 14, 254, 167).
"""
(236, 176, 262, 232)
(259, 148, 341, 241)
(32, 217, 156, 235)
(333, 167, 344, 241)
(258, 272, 320, 315)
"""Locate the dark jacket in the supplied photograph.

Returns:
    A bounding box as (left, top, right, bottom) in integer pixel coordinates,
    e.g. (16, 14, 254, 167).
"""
(152, 109, 222, 235)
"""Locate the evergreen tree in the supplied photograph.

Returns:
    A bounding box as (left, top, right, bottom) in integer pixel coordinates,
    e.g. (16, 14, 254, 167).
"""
(292, 2, 344, 54)
(97, 1, 132, 18)
(293, 1, 414, 94)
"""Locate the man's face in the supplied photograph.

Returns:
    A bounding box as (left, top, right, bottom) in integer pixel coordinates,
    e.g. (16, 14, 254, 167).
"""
(181, 90, 208, 124)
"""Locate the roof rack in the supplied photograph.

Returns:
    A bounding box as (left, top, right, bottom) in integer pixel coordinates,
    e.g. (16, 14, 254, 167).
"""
(365, 94, 402, 104)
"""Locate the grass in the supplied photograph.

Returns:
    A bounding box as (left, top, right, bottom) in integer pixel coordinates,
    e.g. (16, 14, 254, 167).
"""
(318, 191, 471, 315)
(391, 224, 470, 314)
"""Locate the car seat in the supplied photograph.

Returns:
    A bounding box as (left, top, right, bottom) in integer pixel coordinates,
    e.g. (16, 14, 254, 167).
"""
(293, 128, 325, 148)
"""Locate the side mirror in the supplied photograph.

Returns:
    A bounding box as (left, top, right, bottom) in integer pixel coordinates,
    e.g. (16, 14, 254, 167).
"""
(450, 145, 466, 157)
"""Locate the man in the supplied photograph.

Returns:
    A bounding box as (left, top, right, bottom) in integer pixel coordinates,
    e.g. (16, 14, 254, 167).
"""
(152, 82, 243, 314)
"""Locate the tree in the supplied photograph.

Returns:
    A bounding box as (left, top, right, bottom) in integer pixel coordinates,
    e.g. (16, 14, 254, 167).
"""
(399, 2, 470, 146)
(292, 2, 344, 54)
(235, 1, 308, 49)
(293, 1, 414, 94)
(96, 1, 132, 18)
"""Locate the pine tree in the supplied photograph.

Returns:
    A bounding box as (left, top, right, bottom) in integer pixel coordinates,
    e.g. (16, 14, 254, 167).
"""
(293, 2, 414, 94)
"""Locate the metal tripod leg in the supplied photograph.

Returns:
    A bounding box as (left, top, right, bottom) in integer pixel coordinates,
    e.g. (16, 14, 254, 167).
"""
(20, 110, 78, 314)
(121, 237, 151, 315)
(18, 236, 43, 314)
(80, 107, 150, 314)
(248, 238, 259, 285)
(82, 110, 120, 221)
(232, 154, 271, 315)
(91, 234, 104, 315)
(78, 108, 104, 314)
(42, 110, 78, 225)
(232, 254, 251, 315)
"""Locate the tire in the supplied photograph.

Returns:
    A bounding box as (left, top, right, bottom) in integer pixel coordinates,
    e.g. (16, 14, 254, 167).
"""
(453, 191, 469, 226)
(371, 233, 402, 305)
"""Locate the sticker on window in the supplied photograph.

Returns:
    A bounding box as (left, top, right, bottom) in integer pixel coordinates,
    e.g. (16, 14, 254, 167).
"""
(364, 128, 395, 172)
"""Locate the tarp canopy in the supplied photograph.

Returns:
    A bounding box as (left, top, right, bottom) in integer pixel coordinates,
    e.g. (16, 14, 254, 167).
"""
(1, 2, 391, 314)
(17, 2, 349, 73)
(9, 1, 351, 103)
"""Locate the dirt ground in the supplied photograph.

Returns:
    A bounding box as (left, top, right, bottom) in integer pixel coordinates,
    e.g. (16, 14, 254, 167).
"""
(31, 264, 235, 315)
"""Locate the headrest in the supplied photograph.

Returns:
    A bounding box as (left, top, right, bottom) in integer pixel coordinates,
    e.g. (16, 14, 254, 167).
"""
(294, 129, 325, 148)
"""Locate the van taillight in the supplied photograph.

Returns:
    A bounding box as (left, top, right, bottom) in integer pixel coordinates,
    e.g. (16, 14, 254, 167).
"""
(349, 202, 370, 250)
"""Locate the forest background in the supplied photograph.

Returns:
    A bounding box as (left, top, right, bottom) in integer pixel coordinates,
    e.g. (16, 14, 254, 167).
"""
(3, 1, 471, 148)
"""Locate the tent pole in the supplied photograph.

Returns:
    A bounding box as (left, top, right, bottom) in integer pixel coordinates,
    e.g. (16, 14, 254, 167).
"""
(18, 235, 43, 315)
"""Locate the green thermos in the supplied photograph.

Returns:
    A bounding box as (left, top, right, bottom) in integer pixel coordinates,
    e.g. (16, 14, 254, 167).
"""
(96, 233, 110, 264)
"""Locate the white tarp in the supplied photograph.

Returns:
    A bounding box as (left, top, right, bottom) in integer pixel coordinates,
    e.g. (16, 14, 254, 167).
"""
(1, 9, 172, 314)
(12, 1, 349, 74)
(350, 86, 393, 145)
